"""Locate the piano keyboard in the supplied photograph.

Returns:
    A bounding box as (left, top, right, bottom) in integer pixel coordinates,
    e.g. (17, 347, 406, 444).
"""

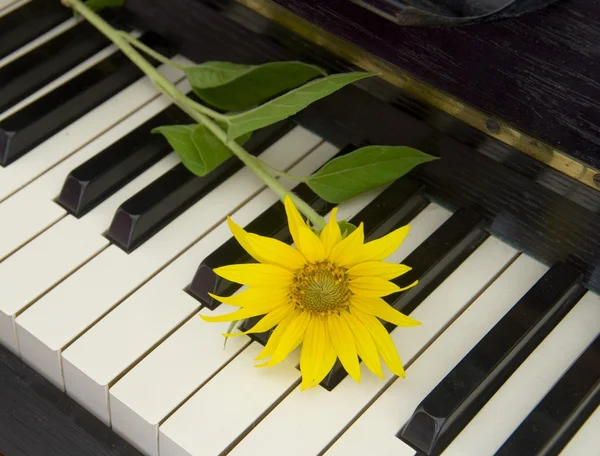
(1, 2, 598, 456)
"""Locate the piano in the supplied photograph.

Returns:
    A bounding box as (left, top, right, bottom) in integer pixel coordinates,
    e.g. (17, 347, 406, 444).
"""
(0, 0, 599, 455)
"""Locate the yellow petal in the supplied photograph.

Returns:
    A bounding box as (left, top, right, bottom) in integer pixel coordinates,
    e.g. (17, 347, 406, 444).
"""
(200, 298, 288, 323)
(254, 311, 297, 361)
(352, 308, 405, 378)
(296, 224, 326, 263)
(328, 222, 365, 267)
(299, 317, 327, 390)
(311, 327, 337, 387)
(348, 276, 402, 298)
(208, 287, 287, 308)
(213, 263, 293, 288)
(259, 311, 311, 367)
(320, 208, 341, 257)
(345, 312, 383, 379)
(347, 261, 411, 280)
(328, 313, 361, 383)
(350, 295, 421, 328)
(227, 217, 305, 270)
(355, 224, 410, 263)
(223, 304, 294, 337)
(283, 195, 325, 262)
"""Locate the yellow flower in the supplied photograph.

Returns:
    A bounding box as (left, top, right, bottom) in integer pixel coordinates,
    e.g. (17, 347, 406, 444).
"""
(201, 195, 420, 390)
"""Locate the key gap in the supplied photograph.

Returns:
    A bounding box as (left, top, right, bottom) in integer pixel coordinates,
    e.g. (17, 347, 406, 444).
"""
(154, 338, 253, 429)
(12, 242, 111, 320)
(0, 212, 68, 263)
(221, 377, 303, 455)
(105, 299, 228, 390)
(0, 73, 187, 205)
(60, 138, 324, 381)
(316, 249, 524, 456)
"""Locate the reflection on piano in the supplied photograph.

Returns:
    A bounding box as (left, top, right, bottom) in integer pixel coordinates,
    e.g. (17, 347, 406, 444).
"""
(1, 0, 599, 455)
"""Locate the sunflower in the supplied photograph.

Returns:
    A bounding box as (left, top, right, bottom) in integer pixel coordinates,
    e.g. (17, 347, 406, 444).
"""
(201, 195, 421, 390)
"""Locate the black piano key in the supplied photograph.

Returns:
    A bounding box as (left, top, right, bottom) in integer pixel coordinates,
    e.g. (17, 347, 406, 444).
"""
(319, 208, 488, 390)
(0, 12, 126, 114)
(0, 32, 175, 166)
(0, 0, 70, 60)
(106, 120, 296, 253)
(186, 183, 334, 309)
(495, 334, 600, 456)
(397, 261, 586, 456)
(56, 104, 190, 217)
(241, 177, 429, 347)
(383, 208, 487, 321)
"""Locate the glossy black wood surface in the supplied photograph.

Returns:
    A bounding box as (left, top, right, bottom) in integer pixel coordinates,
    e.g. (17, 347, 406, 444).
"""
(0, 0, 70, 59)
(0, 32, 175, 167)
(106, 120, 295, 252)
(56, 104, 190, 217)
(397, 261, 586, 456)
(269, 0, 600, 171)
(496, 334, 600, 456)
(0, 343, 142, 456)
(124, 0, 600, 295)
(352, 0, 560, 25)
(0, 12, 126, 114)
(187, 182, 334, 309)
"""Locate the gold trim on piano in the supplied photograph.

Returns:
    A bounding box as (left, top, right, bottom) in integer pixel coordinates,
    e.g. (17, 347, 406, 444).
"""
(233, 0, 600, 192)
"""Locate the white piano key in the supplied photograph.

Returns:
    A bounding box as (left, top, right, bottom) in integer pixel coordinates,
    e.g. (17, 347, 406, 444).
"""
(0, 77, 192, 262)
(0, 57, 187, 203)
(12, 154, 180, 384)
(16, 126, 321, 418)
(227, 234, 523, 456)
(323, 253, 548, 456)
(159, 342, 301, 456)
(0, 0, 29, 16)
(0, 217, 106, 356)
(111, 312, 252, 456)
(441, 291, 600, 456)
(157, 202, 455, 456)
(58, 139, 330, 429)
(560, 405, 600, 456)
(109, 157, 383, 456)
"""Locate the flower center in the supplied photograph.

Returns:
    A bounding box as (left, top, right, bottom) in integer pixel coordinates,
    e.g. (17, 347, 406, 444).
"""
(291, 261, 350, 315)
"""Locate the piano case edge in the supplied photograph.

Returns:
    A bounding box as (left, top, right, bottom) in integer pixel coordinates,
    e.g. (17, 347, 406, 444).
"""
(123, 0, 600, 295)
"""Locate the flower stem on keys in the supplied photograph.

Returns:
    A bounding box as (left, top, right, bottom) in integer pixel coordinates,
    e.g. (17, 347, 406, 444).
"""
(62, 0, 328, 229)
(60, 0, 440, 387)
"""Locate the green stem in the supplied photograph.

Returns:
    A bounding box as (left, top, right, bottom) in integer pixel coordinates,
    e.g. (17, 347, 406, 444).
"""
(118, 31, 185, 70)
(62, 0, 227, 122)
(256, 157, 307, 182)
(61, 0, 326, 231)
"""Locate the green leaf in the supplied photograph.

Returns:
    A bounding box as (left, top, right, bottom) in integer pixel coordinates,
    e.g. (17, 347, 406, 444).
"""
(225, 72, 376, 141)
(306, 146, 439, 203)
(184, 61, 326, 111)
(84, 0, 126, 11)
(338, 221, 357, 238)
(152, 124, 251, 176)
